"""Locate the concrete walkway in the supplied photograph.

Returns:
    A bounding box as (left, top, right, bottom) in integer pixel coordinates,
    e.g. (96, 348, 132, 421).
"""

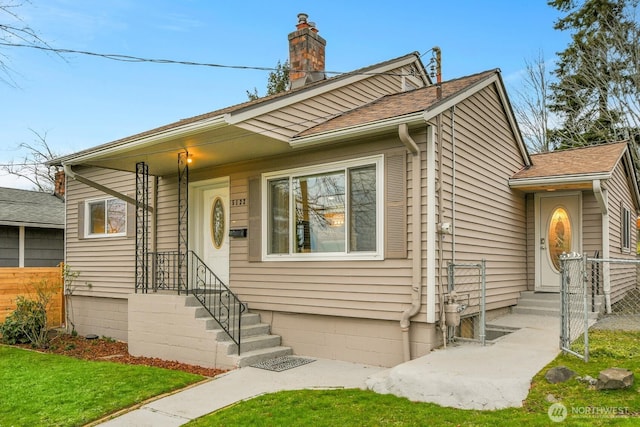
(367, 313, 560, 410)
(97, 312, 559, 425)
(97, 358, 385, 426)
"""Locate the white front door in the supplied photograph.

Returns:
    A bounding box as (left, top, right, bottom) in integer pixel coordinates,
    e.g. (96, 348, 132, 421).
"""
(536, 193, 582, 291)
(191, 178, 230, 285)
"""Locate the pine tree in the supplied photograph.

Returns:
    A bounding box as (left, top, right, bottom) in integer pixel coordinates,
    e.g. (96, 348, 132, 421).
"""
(548, 0, 639, 147)
(246, 60, 290, 101)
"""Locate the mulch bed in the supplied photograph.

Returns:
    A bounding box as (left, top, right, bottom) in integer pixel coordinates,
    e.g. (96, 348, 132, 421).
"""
(15, 332, 227, 378)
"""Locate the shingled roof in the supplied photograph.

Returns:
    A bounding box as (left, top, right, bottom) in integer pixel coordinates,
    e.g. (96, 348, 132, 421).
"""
(296, 69, 497, 137)
(0, 187, 64, 228)
(511, 142, 628, 180)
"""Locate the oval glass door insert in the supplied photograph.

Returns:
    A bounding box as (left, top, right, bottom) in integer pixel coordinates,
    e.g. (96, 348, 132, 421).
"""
(211, 196, 225, 249)
(548, 206, 571, 271)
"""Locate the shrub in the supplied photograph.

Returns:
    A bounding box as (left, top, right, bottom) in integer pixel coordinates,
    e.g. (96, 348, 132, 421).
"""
(0, 296, 46, 345)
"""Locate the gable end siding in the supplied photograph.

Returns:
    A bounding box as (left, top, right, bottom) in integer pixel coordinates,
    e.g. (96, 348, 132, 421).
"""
(438, 83, 527, 310)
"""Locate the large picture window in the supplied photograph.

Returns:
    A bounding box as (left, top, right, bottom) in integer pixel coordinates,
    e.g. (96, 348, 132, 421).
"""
(86, 198, 127, 237)
(263, 156, 383, 260)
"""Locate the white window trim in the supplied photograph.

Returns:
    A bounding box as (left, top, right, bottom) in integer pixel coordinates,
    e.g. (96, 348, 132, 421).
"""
(84, 197, 127, 238)
(621, 205, 631, 252)
(261, 155, 384, 261)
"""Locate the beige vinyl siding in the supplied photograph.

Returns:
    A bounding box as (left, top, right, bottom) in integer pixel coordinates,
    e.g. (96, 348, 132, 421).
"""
(66, 167, 138, 297)
(607, 161, 637, 304)
(525, 193, 535, 290)
(436, 83, 527, 310)
(238, 67, 420, 140)
(582, 192, 602, 257)
(173, 135, 416, 322)
(155, 176, 178, 253)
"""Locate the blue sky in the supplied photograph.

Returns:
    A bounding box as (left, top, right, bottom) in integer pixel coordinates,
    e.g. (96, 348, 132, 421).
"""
(0, 1, 569, 189)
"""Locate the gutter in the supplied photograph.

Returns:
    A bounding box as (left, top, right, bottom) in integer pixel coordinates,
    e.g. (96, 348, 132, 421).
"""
(509, 172, 612, 189)
(593, 179, 612, 313)
(51, 116, 227, 166)
(63, 164, 154, 212)
(290, 113, 425, 149)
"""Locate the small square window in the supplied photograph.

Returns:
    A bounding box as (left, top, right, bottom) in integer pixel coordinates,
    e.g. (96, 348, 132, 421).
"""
(86, 198, 127, 237)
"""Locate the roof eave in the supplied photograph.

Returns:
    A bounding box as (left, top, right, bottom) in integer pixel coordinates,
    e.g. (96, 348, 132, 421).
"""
(509, 172, 613, 189)
(0, 220, 64, 229)
(48, 115, 229, 166)
(289, 112, 426, 149)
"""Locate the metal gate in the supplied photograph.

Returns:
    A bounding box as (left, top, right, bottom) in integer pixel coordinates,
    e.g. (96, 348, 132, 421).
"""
(446, 260, 486, 345)
(559, 253, 590, 361)
(560, 253, 640, 362)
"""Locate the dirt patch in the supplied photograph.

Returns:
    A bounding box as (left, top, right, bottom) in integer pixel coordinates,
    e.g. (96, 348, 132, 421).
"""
(16, 332, 227, 378)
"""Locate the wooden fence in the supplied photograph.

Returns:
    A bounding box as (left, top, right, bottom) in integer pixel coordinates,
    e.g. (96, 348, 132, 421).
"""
(0, 265, 64, 328)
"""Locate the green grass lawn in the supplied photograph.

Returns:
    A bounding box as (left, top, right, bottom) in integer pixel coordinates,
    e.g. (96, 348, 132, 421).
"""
(188, 330, 640, 426)
(0, 345, 204, 426)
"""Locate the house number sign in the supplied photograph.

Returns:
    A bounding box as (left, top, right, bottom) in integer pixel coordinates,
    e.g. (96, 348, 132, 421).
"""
(211, 196, 225, 249)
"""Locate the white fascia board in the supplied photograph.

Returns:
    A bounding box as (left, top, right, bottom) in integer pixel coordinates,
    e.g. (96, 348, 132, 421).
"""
(226, 56, 422, 125)
(509, 172, 612, 188)
(61, 115, 228, 165)
(289, 112, 425, 149)
(422, 74, 498, 121)
(422, 73, 531, 167)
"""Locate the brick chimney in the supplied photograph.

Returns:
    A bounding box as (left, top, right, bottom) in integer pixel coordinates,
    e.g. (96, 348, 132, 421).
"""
(288, 13, 326, 89)
(54, 170, 65, 199)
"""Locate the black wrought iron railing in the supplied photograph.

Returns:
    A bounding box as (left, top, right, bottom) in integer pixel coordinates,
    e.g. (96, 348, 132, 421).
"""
(143, 250, 244, 353)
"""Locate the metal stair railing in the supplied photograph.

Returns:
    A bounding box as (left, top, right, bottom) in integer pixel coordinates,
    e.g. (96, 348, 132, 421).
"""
(149, 250, 245, 354)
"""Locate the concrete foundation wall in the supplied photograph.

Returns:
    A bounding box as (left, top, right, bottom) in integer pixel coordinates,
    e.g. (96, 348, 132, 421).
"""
(127, 294, 234, 369)
(67, 295, 128, 341)
(256, 310, 438, 367)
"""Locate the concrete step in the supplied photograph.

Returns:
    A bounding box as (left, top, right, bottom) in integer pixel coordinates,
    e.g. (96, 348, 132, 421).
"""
(199, 321, 271, 341)
(516, 298, 560, 309)
(514, 291, 603, 318)
(185, 294, 292, 369)
(226, 334, 281, 355)
(193, 307, 260, 325)
(512, 306, 560, 317)
(232, 346, 293, 368)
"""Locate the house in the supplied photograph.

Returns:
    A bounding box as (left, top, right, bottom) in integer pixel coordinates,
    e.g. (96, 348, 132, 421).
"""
(0, 186, 65, 267)
(49, 14, 638, 369)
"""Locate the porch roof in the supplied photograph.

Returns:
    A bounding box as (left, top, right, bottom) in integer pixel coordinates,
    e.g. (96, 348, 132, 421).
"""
(47, 53, 429, 176)
(509, 142, 640, 210)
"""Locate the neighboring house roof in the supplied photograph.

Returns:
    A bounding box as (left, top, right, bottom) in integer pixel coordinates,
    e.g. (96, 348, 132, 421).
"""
(510, 142, 640, 210)
(0, 187, 65, 229)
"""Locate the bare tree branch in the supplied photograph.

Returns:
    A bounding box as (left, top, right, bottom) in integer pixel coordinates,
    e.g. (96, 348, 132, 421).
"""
(1, 129, 61, 192)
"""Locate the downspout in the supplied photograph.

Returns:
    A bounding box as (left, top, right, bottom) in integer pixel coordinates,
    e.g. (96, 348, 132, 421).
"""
(450, 106, 456, 264)
(436, 113, 447, 347)
(593, 179, 612, 313)
(398, 123, 423, 362)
